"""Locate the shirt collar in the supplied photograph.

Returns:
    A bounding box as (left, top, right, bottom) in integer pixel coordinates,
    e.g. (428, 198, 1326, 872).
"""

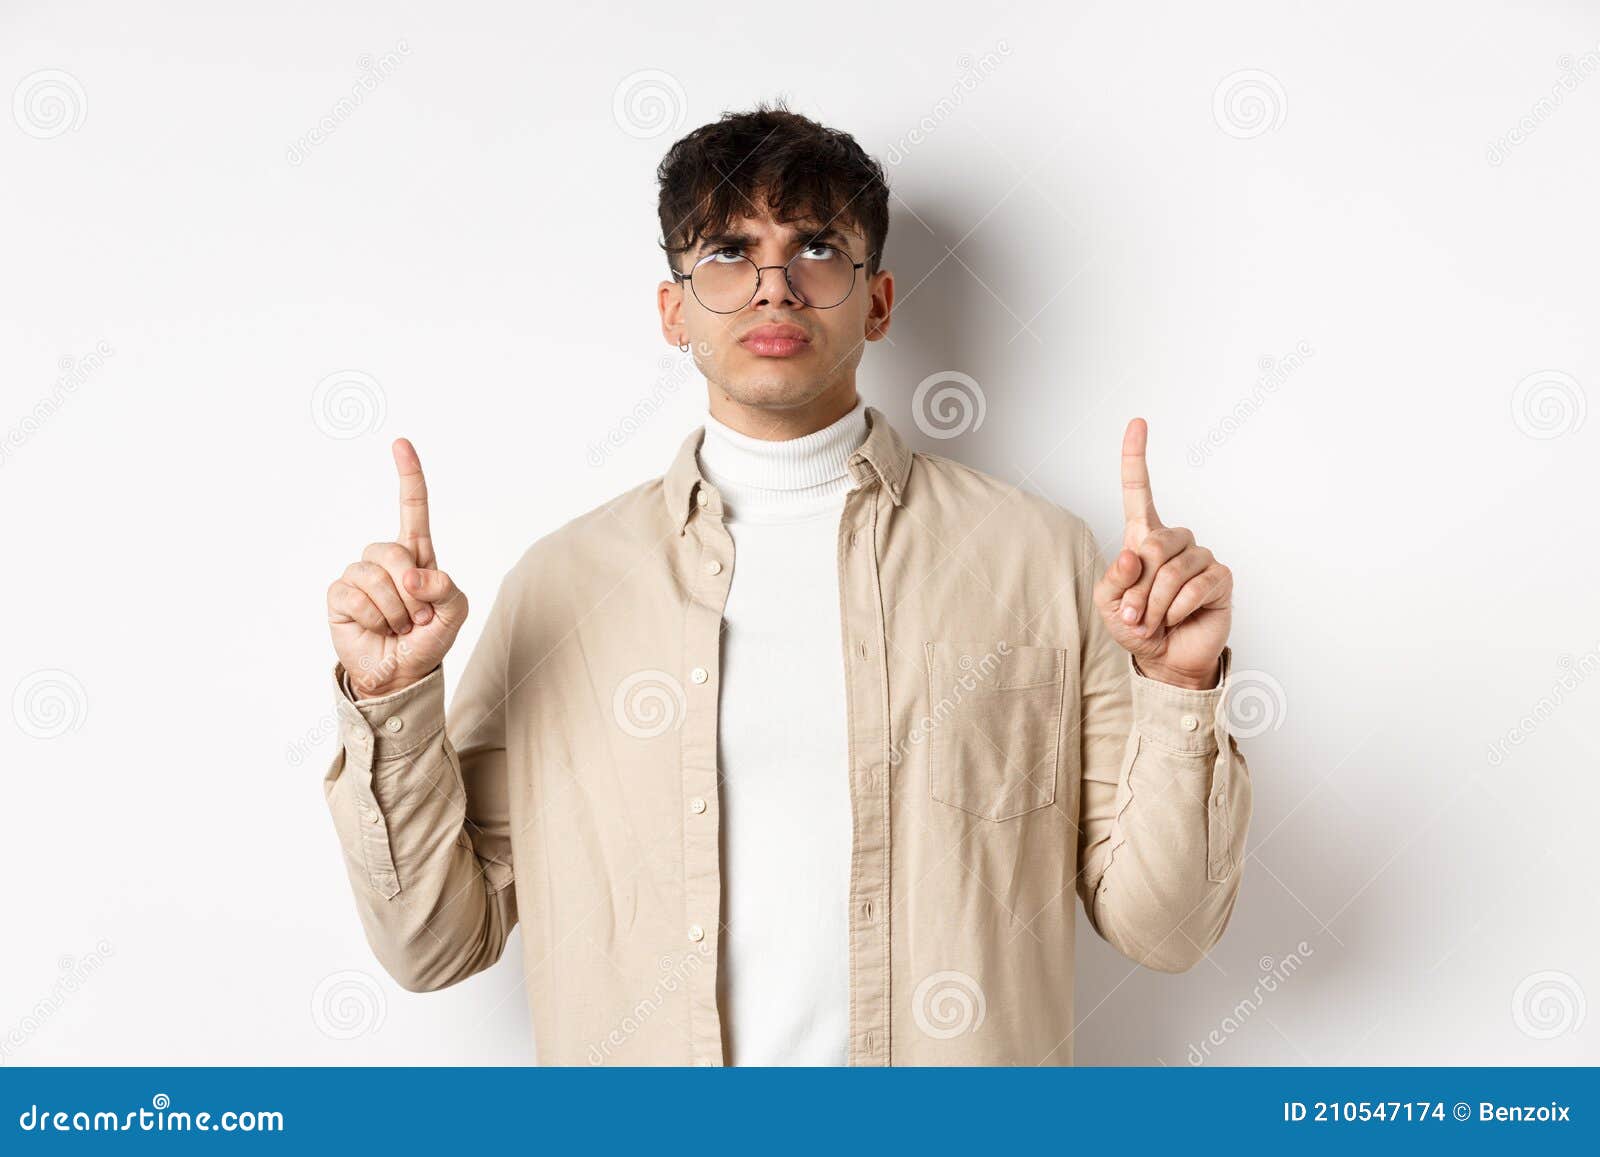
(664, 404, 912, 533)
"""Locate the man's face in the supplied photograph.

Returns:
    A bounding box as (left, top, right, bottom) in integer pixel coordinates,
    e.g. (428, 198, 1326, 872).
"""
(658, 207, 893, 413)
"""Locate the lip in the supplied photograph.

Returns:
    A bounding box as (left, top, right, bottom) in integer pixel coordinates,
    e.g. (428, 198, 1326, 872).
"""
(738, 323, 812, 358)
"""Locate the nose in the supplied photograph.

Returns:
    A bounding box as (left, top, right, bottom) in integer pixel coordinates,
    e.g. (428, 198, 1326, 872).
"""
(751, 263, 803, 309)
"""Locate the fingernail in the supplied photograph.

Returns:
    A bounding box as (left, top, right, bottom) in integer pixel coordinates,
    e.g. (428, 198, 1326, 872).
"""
(400, 622, 411, 634)
(1122, 606, 1139, 623)
(413, 608, 431, 624)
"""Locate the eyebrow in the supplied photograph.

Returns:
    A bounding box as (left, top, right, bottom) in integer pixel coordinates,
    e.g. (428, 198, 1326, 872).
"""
(695, 224, 853, 255)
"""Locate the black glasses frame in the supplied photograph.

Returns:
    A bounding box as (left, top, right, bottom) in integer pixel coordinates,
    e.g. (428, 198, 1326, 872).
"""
(672, 245, 877, 314)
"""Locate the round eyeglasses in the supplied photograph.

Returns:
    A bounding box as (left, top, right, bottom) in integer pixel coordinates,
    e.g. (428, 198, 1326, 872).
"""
(673, 244, 873, 314)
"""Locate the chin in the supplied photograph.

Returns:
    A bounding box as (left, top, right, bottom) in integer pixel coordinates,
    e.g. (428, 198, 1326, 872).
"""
(709, 359, 829, 410)
(719, 379, 827, 410)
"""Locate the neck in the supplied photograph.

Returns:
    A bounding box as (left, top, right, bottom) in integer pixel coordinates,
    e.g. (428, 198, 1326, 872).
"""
(705, 380, 860, 440)
(697, 395, 868, 522)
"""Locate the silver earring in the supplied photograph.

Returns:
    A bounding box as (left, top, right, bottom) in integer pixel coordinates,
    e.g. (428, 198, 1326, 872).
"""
(679, 339, 690, 352)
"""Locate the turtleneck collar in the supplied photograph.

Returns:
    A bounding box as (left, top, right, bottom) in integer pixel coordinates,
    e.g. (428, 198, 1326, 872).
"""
(697, 397, 868, 522)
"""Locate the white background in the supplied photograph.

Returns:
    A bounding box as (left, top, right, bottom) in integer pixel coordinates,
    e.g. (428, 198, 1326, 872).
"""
(3, 0, 1596, 1066)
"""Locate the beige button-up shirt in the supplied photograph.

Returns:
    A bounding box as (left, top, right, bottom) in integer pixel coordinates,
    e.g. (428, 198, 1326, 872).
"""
(323, 406, 1253, 1065)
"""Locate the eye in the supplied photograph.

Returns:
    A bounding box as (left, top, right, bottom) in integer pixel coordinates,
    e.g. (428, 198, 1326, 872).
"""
(797, 243, 838, 261)
(705, 247, 747, 264)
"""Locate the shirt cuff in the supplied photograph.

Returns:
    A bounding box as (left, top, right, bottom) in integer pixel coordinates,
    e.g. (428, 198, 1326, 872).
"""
(332, 662, 446, 761)
(1128, 645, 1232, 754)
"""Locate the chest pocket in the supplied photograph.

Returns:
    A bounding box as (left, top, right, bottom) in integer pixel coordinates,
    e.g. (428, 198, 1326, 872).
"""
(923, 641, 1067, 821)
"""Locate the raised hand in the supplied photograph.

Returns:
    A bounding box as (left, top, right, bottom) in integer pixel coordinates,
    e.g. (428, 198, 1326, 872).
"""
(1093, 418, 1232, 689)
(326, 438, 469, 699)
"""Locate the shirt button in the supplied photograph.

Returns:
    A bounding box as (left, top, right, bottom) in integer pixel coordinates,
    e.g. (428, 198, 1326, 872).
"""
(384, 716, 403, 733)
(688, 796, 707, 814)
(690, 667, 708, 684)
(850, 531, 860, 547)
(687, 924, 705, 942)
(1180, 713, 1198, 731)
(1213, 791, 1226, 807)
(360, 805, 379, 824)
(704, 560, 722, 575)
(696, 490, 709, 507)
(695, 1057, 713, 1067)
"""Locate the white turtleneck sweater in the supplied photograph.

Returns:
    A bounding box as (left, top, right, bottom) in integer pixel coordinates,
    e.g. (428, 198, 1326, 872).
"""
(698, 397, 867, 1067)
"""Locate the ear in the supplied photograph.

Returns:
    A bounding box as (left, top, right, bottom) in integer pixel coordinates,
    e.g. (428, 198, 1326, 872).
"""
(864, 268, 895, 343)
(658, 277, 686, 345)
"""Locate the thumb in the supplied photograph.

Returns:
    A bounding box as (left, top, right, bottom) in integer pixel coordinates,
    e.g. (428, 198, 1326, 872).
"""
(1096, 549, 1141, 613)
(404, 567, 468, 626)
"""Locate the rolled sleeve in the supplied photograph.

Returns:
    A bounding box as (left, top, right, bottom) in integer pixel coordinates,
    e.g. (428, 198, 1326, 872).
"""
(336, 663, 446, 762)
(1128, 648, 1226, 753)
(327, 663, 446, 899)
(1128, 647, 1246, 885)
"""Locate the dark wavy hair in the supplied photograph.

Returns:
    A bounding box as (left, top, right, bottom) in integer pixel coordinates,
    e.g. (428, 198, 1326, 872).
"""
(656, 100, 890, 278)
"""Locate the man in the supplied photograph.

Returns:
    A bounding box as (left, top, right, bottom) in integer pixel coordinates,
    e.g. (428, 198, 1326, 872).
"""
(323, 102, 1251, 1066)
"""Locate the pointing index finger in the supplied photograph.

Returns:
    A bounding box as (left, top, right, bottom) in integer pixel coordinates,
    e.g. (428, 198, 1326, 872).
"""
(392, 437, 435, 569)
(1120, 416, 1162, 529)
